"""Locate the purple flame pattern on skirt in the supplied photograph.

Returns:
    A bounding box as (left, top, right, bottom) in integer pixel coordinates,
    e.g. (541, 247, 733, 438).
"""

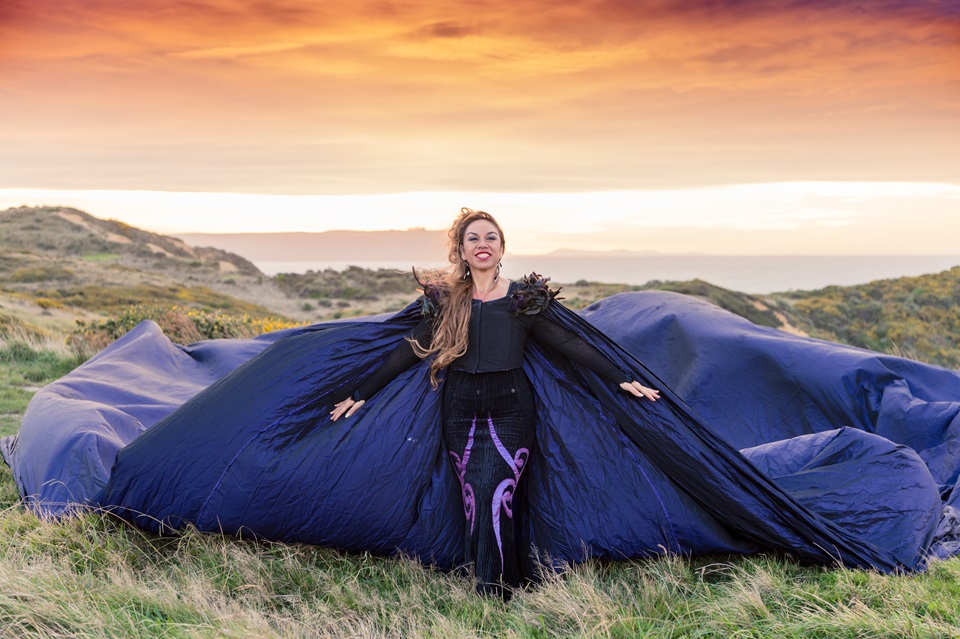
(448, 416, 477, 535)
(488, 413, 530, 573)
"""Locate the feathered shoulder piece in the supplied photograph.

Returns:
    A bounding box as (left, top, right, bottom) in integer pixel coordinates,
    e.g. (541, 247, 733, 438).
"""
(509, 272, 562, 316)
(414, 269, 446, 319)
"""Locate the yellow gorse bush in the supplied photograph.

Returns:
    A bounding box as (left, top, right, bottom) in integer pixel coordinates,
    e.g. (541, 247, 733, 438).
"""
(69, 304, 307, 358)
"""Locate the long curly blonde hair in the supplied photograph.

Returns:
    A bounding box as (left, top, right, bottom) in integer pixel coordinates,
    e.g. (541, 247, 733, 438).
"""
(412, 208, 505, 388)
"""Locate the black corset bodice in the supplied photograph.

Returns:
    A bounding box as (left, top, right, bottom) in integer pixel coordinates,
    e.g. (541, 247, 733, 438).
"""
(452, 282, 533, 374)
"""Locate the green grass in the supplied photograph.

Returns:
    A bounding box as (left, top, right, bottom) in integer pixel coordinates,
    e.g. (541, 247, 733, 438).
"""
(81, 253, 122, 262)
(3, 344, 960, 638)
(0, 340, 82, 440)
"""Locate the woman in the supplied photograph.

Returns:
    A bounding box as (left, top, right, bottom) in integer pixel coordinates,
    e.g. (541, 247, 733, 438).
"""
(331, 208, 660, 596)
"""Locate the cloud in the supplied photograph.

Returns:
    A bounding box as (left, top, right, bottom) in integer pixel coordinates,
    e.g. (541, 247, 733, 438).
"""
(598, 0, 960, 20)
(731, 211, 861, 231)
(0, 0, 957, 194)
(171, 42, 312, 59)
(418, 21, 478, 39)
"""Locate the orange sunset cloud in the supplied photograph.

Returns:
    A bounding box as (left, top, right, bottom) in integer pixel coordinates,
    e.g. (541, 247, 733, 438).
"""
(1, 0, 957, 195)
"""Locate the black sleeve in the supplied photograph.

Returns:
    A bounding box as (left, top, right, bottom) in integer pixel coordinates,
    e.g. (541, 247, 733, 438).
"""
(351, 318, 433, 401)
(530, 314, 632, 385)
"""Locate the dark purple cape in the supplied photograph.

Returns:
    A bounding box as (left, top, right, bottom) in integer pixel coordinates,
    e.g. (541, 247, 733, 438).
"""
(5, 291, 959, 571)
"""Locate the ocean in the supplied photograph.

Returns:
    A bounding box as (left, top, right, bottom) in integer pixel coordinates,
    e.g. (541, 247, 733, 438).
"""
(254, 255, 960, 295)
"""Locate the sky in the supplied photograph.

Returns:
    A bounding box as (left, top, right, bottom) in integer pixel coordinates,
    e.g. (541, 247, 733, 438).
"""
(1, 0, 958, 255)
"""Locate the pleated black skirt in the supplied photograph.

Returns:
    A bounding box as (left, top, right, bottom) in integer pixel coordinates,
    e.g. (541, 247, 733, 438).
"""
(442, 367, 536, 596)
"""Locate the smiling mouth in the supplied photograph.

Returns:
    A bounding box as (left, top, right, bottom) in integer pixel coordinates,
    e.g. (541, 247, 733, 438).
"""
(476, 252, 491, 259)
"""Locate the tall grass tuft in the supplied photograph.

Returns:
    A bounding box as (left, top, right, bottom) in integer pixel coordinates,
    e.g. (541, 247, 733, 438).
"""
(4, 488, 960, 637)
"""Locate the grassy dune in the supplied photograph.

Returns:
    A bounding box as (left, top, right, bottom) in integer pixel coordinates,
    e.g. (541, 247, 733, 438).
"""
(3, 339, 960, 638)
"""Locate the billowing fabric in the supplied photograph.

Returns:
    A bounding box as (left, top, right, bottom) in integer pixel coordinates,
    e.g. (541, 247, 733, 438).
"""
(2, 291, 957, 572)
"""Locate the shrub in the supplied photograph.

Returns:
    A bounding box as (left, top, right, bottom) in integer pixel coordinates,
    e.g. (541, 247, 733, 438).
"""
(68, 305, 305, 357)
(272, 267, 411, 301)
(35, 298, 65, 310)
(7, 266, 74, 283)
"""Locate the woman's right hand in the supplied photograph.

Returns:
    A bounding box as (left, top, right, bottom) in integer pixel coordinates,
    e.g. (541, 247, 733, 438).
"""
(619, 381, 660, 402)
(330, 397, 365, 422)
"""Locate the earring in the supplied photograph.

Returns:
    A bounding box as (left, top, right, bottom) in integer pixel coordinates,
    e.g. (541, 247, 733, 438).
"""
(494, 260, 501, 281)
(462, 262, 471, 279)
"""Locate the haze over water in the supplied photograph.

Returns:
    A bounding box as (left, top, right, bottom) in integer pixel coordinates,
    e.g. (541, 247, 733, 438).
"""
(256, 255, 960, 295)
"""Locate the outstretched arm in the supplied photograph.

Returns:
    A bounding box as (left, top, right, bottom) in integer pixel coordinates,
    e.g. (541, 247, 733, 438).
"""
(530, 314, 660, 401)
(330, 318, 433, 421)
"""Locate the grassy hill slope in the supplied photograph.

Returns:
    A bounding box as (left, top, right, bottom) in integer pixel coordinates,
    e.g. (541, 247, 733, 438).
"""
(0, 206, 299, 322)
(768, 267, 960, 368)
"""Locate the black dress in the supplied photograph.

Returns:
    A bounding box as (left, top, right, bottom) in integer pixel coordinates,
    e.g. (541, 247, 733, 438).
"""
(353, 279, 629, 595)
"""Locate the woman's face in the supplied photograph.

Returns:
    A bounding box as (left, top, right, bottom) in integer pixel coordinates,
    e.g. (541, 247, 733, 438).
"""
(459, 219, 503, 275)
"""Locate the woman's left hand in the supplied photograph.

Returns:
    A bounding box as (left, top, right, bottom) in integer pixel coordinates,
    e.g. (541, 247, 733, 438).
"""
(330, 397, 365, 421)
(620, 381, 660, 401)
